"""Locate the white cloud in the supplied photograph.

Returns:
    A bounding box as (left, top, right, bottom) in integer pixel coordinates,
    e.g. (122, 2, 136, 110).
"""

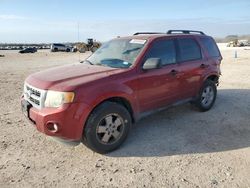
(0, 14, 29, 20)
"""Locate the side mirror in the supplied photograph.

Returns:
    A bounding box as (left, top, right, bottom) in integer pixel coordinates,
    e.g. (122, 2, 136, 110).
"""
(142, 58, 162, 70)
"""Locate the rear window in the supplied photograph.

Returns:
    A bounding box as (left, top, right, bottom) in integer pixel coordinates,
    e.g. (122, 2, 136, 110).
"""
(177, 38, 202, 62)
(145, 39, 176, 66)
(200, 37, 220, 57)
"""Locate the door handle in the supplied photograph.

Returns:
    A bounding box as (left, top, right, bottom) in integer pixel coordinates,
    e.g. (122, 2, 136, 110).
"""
(200, 64, 209, 69)
(170, 69, 178, 76)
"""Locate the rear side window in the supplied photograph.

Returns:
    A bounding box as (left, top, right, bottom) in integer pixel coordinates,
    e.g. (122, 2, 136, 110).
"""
(200, 37, 220, 57)
(145, 39, 176, 65)
(177, 38, 202, 62)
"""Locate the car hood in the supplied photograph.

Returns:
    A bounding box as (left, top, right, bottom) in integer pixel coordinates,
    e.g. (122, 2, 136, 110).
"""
(26, 63, 125, 91)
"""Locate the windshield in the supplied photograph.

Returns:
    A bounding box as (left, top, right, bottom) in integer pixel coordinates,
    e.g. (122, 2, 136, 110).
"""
(86, 39, 147, 68)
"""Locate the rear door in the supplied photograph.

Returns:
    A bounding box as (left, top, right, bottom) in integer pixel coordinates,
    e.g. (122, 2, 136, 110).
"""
(137, 38, 182, 112)
(175, 37, 205, 98)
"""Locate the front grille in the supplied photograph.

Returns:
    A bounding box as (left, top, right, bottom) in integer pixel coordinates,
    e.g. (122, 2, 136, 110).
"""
(24, 83, 46, 109)
(29, 96, 40, 105)
(26, 85, 41, 97)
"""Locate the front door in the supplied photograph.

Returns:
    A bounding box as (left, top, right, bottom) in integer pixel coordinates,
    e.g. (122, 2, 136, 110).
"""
(137, 38, 181, 112)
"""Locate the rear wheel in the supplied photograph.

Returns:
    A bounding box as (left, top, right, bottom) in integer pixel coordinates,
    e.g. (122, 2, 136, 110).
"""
(194, 80, 217, 112)
(83, 102, 131, 153)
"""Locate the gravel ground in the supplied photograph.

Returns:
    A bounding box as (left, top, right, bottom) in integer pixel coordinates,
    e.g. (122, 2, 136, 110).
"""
(0, 46, 250, 188)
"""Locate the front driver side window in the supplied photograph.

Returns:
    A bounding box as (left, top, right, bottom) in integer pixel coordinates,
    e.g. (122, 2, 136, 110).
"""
(145, 39, 176, 66)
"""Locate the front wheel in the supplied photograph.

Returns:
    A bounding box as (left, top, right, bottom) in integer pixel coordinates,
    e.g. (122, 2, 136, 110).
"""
(194, 80, 217, 112)
(83, 102, 131, 153)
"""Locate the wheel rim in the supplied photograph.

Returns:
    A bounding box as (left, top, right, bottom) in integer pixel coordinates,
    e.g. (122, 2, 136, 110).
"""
(201, 86, 214, 107)
(96, 114, 124, 145)
(92, 47, 97, 52)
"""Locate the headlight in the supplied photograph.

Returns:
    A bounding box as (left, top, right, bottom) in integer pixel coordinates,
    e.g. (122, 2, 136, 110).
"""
(45, 91, 75, 108)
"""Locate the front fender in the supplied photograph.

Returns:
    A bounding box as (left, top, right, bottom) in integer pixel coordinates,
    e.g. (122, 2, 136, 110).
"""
(77, 82, 138, 125)
(87, 83, 138, 114)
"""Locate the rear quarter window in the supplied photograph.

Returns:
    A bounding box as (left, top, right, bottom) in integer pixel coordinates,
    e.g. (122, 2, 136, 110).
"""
(200, 37, 220, 57)
(177, 38, 202, 62)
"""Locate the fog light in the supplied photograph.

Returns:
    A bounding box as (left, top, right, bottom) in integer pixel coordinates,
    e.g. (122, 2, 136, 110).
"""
(46, 122, 59, 133)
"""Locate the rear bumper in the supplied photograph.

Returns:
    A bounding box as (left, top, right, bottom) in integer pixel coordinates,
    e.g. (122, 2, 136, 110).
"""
(21, 97, 91, 141)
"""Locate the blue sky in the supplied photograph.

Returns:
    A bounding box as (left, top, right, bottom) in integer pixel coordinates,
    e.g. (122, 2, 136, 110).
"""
(0, 0, 250, 43)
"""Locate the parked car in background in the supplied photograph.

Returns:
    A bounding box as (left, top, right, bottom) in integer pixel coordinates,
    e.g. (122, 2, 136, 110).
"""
(19, 48, 37, 54)
(50, 43, 73, 52)
(21, 30, 222, 153)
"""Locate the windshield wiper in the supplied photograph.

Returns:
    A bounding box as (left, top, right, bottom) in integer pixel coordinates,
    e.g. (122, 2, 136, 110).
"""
(83, 60, 93, 65)
(122, 47, 141, 54)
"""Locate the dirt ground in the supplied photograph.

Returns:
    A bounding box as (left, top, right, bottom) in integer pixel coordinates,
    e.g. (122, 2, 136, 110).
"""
(0, 45, 250, 188)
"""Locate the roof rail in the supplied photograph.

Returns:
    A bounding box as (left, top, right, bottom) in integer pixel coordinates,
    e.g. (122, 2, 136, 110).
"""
(167, 30, 205, 35)
(133, 32, 164, 35)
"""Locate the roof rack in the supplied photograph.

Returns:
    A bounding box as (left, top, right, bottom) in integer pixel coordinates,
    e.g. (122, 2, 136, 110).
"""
(167, 30, 205, 35)
(133, 30, 205, 36)
(133, 32, 164, 35)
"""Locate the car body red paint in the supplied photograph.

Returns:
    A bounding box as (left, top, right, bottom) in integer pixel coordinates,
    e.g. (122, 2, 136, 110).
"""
(21, 32, 222, 142)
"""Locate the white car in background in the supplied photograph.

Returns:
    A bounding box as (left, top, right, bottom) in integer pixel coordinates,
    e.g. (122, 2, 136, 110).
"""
(50, 43, 73, 52)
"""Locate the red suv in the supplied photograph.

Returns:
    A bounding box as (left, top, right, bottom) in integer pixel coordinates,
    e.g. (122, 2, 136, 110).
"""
(21, 30, 222, 153)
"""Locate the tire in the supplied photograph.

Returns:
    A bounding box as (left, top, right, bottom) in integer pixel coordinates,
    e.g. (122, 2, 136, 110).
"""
(91, 46, 98, 52)
(194, 80, 217, 112)
(83, 102, 132, 153)
(79, 47, 86, 53)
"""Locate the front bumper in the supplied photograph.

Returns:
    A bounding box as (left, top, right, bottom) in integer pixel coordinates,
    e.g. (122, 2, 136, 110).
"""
(21, 97, 91, 141)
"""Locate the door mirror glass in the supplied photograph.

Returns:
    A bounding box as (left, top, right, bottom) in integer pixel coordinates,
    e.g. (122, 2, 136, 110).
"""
(143, 58, 162, 70)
